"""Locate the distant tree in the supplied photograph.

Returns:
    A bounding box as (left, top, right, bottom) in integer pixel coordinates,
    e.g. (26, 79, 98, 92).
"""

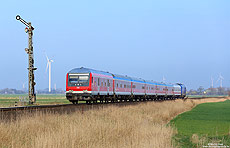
(217, 87, 226, 95)
(197, 86, 205, 95)
(187, 89, 198, 95)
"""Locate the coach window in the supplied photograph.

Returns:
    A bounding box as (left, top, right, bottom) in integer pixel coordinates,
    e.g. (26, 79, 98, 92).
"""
(92, 77, 93, 82)
(117, 83, 118, 88)
(124, 84, 126, 88)
(107, 80, 110, 87)
(120, 84, 122, 88)
(101, 82, 103, 87)
(105, 82, 106, 87)
(98, 78, 100, 86)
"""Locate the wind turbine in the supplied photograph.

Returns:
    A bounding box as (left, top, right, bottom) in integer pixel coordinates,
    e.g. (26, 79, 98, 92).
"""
(46, 54, 54, 92)
(54, 83, 57, 91)
(216, 74, 224, 88)
(211, 76, 214, 88)
(162, 76, 166, 83)
(22, 82, 26, 90)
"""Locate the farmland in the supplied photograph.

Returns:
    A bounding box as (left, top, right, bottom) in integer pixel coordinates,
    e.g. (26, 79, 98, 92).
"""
(171, 99, 230, 147)
(0, 94, 68, 107)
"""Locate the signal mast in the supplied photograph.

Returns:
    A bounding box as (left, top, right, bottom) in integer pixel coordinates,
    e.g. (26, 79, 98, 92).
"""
(16, 15, 37, 104)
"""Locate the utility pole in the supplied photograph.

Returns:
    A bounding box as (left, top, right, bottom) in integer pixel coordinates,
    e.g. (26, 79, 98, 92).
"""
(16, 15, 37, 104)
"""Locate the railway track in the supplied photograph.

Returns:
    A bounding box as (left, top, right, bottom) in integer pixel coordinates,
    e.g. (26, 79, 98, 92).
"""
(0, 104, 75, 112)
(0, 96, 227, 112)
(0, 98, 181, 113)
(0, 99, 158, 122)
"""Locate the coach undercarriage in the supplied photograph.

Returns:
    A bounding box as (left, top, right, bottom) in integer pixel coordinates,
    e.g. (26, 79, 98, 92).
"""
(66, 93, 183, 104)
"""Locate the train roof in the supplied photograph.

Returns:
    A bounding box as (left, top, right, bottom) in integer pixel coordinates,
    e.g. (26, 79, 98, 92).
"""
(68, 67, 184, 87)
(145, 80, 174, 86)
(130, 77, 145, 83)
(68, 67, 112, 76)
(112, 74, 132, 81)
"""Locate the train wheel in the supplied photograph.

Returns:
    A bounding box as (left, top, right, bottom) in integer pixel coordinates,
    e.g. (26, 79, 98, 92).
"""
(86, 101, 90, 104)
(71, 101, 78, 104)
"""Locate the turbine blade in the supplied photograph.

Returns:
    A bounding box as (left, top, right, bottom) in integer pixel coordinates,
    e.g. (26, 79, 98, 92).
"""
(46, 54, 49, 61)
(46, 62, 49, 73)
(216, 78, 220, 83)
(43, 50, 49, 61)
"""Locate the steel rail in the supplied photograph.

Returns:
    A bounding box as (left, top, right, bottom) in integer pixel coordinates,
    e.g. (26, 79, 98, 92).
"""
(0, 97, 227, 112)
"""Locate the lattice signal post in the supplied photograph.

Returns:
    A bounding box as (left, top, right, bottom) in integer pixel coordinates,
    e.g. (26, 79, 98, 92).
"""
(16, 15, 37, 104)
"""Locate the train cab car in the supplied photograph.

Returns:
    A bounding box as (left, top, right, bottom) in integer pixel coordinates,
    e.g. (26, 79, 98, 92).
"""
(66, 67, 113, 103)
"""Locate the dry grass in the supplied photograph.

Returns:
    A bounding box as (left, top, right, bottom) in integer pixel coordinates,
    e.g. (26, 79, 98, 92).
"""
(0, 97, 227, 148)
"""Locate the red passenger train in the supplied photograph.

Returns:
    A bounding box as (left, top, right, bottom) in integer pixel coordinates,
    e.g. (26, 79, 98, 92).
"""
(66, 67, 186, 104)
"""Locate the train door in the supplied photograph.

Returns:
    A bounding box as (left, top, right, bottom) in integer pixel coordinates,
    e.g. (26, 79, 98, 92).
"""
(115, 80, 118, 92)
(165, 86, 167, 96)
(97, 78, 100, 95)
(131, 82, 133, 95)
(93, 77, 97, 95)
(91, 76, 94, 92)
(107, 79, 110, 95)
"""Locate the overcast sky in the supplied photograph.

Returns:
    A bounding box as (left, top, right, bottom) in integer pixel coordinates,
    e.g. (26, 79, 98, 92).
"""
(0, 0, 229, 90)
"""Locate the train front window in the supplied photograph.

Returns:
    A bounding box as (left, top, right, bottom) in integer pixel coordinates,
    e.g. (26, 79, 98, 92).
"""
(69, 74, 89, 86)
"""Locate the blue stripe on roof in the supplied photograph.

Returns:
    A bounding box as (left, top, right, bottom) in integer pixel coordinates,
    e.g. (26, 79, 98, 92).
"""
(131, 79, 145, 83)
(69, 67, 112, 76)
(114, 77, 131, 81)
(145, 81, 174, 87)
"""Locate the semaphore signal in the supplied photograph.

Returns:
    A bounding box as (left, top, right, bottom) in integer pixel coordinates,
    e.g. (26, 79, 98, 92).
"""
(16, 15, 37, 104)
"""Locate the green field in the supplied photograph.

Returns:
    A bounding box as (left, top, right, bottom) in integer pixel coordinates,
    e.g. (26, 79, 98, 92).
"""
(187, 95, 228, 98)
(170, 100, 230, 147)
(0, 94, 69, 107)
